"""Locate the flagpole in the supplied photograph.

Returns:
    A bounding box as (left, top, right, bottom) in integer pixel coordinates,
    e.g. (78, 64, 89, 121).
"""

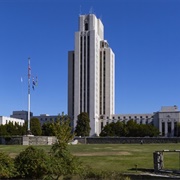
(27, 57, 32, 135)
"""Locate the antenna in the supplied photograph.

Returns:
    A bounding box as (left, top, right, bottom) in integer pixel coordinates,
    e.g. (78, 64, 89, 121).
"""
(79, 5, 82, 15)
(89, 6, 93, 14)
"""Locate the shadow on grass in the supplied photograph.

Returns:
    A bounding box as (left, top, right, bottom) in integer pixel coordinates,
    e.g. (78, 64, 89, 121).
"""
(129, 167, 154, 173)
(128, 168, 180, 179)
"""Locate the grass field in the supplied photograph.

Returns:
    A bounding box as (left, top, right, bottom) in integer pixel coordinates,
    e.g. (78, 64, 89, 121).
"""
(1, 143, 180, 173)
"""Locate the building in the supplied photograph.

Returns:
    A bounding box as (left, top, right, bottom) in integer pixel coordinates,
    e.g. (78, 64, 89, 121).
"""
(68, 14, 115, 136)
(100, 113, 154, 131)
(153, 106, 180, 137)
(33, 114, 59, 125)
(0, 116, 24, 126)
(99, 105, 180, 137)
(10, 110, 33, 121)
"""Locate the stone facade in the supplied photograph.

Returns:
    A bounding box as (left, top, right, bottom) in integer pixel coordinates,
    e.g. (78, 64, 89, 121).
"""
(22, 136, 57, 145)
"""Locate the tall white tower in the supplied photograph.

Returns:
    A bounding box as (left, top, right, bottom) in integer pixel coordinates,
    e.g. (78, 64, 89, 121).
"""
(68, 14, 115, 136)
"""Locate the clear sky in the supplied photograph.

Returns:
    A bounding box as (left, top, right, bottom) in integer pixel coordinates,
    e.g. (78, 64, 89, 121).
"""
(0, 0, 180, 116)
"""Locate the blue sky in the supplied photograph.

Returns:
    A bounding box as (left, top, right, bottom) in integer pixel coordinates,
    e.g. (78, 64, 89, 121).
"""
(0, 0, 180, 116)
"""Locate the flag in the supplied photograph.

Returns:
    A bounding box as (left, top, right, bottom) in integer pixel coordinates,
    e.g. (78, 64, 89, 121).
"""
(35, 76, 38, 86)
(32, 77, 35, 90)
(33, 77, 36, 86)
(32, 76, 38, 90)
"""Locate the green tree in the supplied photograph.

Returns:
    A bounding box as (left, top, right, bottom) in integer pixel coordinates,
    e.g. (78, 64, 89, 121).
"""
(0, 125, 7, 136)
(0, 122, 26, 136)
(0, 152, 17, 179)
(29, 117, 42, 135)
(75, 112, 91, 136)
(100, 120, 160, 137)
(45, 114, 82, 179)
(42, 122, 55, 136)
(100, 121, 127, 137)
(126, 120, 139, 137)
(14, 146, 49, 179)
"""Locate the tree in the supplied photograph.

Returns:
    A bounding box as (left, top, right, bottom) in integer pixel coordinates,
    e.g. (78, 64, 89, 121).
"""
(100, 121, 127, 137)
(100, 120, 160, 137)
(0, 152, 16, 179)
(75, 112, 91, 136)
(14, 146, 49, 179)
(126, 120, 139, 137)
(29, 117, 42, 135)
(0, 125, 8, 136)
(0, 122, 26, 136)
(45, 114, 82, 179)
(42, 122, 55, 136)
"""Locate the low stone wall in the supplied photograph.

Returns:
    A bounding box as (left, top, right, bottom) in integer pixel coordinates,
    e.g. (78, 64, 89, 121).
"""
(22, 136, 57, 145)
(0, 136, 57, 145)
(75, 137, 180, 144)
(1, 136, 180, 145)
(0, 136, 22, 145)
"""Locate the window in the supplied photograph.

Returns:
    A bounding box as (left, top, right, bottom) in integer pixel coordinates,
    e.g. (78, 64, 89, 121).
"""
(101, 122, 103, 130)
(174, 122, 177, 136)
(118, 116, 120, 120)
(113, 117, 115, 119)
(162, 122, 165, 136)
(85, 23, 88, 31)
(168, 122, 171, 135)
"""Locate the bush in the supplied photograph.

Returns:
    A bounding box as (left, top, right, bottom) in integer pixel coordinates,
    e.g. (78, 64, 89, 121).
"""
(43, 115, 82, 179)
(0, 152, 16, 179)
(14, 146, 49, 179)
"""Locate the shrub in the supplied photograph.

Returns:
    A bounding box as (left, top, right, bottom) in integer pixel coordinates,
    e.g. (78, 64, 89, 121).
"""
(44, 115, 82, 179)
(0, 152, 16, 179)
(14, 146, 49, 179)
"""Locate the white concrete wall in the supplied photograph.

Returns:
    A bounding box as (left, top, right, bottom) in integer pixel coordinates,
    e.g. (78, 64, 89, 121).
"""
(0, 116, 24, 126)
(69, 14, 115, 136)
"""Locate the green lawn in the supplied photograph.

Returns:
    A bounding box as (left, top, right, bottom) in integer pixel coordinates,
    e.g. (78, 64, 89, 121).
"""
(1, 143, 180, 173)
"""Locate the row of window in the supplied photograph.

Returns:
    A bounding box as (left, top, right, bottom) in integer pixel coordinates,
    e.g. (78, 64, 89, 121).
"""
(103, 116, 153, 120)
(4, 120, 24, 125)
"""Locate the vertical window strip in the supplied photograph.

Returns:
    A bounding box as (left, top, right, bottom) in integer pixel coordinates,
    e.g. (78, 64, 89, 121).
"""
(103, 51, 106, 115)
(100, 51, 102, 115)
(87, 35, 90, 116)
(72, 52, 75, 117)
(80, 36, 83, 113)
(84, 35, 86, 112)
